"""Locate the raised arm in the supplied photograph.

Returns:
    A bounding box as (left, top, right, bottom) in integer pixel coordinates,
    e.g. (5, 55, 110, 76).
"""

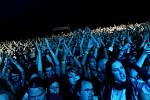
(45, 38, 60, 77)
(67, 35, 74, 46)
(55, 37, 62, 57)
(140, 33, 149, 48)
(90, 33, 101, 58)
(45, 38, 60, 65)
(1, 56, 10, 80)
(130, 42, 150, 87)
(64, 40, 82, 68)
(81, 38, 93, 66)
(61, 40, 69, 75)
(35, 41, 44, 79)
(10, 57, 25, 86)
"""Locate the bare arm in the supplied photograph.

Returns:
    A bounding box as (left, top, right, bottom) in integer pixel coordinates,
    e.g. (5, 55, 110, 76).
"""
(45, 38, 60, 77)
(10, 57, 25, 86)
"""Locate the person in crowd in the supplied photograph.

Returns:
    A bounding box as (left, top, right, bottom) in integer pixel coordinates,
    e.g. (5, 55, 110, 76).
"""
(23, 77, 47, 100)
(0, 22, 149, 100)
(62, 67, 81, 100)
(47, 78, 63, 100)
(75, 78, 98, 100)
(103, 42, 150, 100)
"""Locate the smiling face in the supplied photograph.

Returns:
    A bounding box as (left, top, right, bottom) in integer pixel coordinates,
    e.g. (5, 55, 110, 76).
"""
(111, 61, 126, 84)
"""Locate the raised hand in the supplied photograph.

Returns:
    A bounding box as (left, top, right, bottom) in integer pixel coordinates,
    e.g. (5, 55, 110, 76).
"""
(143, 42, 150, 55)
(121, 43, 131, 51)
(98, 37, 105, 47)
(35, 41, 41, 53)
(87, 38, 94, 49)
(90, 34, 100, 48)
(45, 38, 52, 50)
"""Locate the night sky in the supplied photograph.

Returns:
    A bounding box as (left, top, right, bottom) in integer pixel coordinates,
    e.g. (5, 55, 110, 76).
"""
(0, 0, 149, 39)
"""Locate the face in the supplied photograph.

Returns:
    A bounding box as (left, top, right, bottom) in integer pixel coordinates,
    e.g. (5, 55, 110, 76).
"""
(45, 67, 54, 79)
(112, 61, 126, 84)
(97, 59, 107, 81)
(49, 81, 59, 94)
(89, 58, 96, 70)
(68, 71, 80, 86)
(28, 87, 46, 100)
(11, 73, 20, 82)
(79, 81, 94, 100)
(0, 94, 9, 100)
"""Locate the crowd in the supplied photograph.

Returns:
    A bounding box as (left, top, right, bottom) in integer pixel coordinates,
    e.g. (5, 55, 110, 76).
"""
(0, 22, 150, 100)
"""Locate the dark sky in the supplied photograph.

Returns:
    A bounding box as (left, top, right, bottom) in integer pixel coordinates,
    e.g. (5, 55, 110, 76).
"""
(0, 0, 149, 39)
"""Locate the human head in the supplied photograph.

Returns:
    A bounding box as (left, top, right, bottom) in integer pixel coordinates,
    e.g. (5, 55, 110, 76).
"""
(88, 56, 97, 70)
(10, 67, 21, 82)
(87, 56, 97, 77)
(11, 73, 20, 82)
(97, 58, 108, 81)
(49, 81, 59, 94)
(129, 54, 136, 64)
(28, 77, 47, 100)
(45, 63, 55, 79)
(67, 67, 80, 87)
(106, 60, 126, 85)
(76, 79, 94, 100)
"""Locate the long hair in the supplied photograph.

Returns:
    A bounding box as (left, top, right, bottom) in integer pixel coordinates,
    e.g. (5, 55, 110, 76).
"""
(105, 59, 133, 100)
(105, 59, 117, 85)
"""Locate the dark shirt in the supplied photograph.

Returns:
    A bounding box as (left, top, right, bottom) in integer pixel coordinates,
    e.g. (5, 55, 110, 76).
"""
(47, 93, 63, 100)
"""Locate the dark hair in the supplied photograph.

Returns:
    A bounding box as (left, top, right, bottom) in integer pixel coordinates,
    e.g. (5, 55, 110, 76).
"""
(10, 65, 20, 74)
(75, 78, 93, 94)
(67, 67, 81, 76)
(26, 64, 38, 81)
(105, 59, 123, 85)
(47, 77, 62, 94)
(0, 79, 15, 99)
(86, 55, 96, 65)
(28, 77, 46, 89)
